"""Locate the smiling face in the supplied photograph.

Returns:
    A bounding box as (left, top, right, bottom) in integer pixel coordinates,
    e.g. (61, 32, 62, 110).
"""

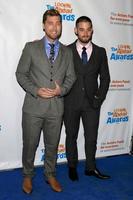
(43, 15, 62, 43)
(75, 21, 93, 45)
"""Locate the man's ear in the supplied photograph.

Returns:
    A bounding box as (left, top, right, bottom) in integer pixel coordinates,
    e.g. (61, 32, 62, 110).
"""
(42, 23, 45, 31)
(74, 27, 78, 36)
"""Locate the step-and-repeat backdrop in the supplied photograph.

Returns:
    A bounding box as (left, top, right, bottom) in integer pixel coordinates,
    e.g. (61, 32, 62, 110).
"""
(0, 0, 133, 170)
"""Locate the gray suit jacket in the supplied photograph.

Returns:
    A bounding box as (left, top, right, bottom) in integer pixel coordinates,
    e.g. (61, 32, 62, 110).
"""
(16, 38, 76, 116)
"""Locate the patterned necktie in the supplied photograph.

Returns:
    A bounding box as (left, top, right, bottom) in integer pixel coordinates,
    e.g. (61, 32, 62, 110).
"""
(49, 43, 55, 64)
(82, 47, 88, 64)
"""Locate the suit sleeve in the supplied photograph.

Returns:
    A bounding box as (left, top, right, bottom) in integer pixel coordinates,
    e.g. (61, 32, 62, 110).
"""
(60, 48, 76, 96)
(96, 48, 110, 102)
(16, 43, 38, 98)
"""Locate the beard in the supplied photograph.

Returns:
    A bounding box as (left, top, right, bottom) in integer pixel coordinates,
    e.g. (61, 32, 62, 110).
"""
(46, 32, 61, 40)
(76, 33, 93, 44)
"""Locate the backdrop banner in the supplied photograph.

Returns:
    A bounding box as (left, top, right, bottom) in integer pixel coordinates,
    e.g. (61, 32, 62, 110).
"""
(0, 0, 133, 169)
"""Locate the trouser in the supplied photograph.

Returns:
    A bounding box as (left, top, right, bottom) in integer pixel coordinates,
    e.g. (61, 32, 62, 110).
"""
(64, 106, 100, 170)
(22, 112, 62, 179)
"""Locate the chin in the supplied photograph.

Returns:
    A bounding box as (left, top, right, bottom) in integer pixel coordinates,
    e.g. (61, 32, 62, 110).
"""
(81, 40, 90, 44)
(51, 35, 60, 40)
(79, 37, 89, 43)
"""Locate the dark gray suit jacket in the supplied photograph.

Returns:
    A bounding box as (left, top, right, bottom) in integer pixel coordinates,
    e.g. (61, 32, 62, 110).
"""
(16, 38, 76, 116)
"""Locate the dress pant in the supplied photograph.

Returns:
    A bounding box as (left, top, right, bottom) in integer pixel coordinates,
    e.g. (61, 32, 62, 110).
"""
(64, 102, 100, 171)
(22, 112, 62, 179)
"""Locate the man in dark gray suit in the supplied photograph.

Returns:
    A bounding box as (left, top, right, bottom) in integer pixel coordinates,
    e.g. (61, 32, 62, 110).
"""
(16, 9, 76, 193)
(64, 16, 110, 181)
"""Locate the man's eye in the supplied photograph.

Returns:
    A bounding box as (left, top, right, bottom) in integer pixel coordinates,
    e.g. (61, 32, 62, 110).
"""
(48, 22, 53, 25)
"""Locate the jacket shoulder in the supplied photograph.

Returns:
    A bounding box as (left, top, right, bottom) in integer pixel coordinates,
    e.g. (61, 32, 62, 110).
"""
(92, 43, 106, 52)
(24, 39, 42, 47)
(60, 42, 73, 54)
(67, 42, 76, 49)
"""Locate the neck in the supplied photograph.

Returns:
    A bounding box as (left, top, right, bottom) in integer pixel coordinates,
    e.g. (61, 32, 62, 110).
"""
(45, 35, 57, 43)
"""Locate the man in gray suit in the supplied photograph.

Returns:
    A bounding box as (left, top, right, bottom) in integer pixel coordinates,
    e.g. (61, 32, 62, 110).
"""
(16, 9, 76, 194)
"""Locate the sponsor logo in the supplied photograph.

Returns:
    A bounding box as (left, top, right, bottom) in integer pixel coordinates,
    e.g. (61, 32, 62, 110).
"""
(57, 144, 66, 159)
(41, 144, 66, 161)
(109, 80, 131, 91)
(99, 140, 124, 152)
(46, 1, 75, 21)
(110, 12, 133, 26)
(106, 108, 129, 124)
(110, 44, 133, 61)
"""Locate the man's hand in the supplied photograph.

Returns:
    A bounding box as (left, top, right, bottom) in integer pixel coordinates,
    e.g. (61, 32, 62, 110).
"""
(54, 81, 61, 96)
(37, 81, 61, 98)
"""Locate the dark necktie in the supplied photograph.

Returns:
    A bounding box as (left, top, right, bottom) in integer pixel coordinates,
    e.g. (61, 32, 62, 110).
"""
(82, 47, 88, 64)
(49, 43, 55, 64)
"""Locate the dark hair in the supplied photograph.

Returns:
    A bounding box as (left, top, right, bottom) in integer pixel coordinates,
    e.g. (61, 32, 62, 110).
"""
(42, 9, 62, 24)
(76, 16, 92, 27)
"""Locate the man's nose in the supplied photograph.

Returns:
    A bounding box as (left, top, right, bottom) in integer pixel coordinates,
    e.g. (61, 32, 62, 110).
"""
(84, 31, 89, 36)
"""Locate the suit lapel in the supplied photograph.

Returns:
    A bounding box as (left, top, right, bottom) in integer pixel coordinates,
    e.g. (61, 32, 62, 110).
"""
(52, 43, 64, 73)
(73, 42, 82, 62)
(36, 39, 51, 77)
(36, 39, 65, 77)
(38, 39, 49, 63)
(89, 43, 97, 66)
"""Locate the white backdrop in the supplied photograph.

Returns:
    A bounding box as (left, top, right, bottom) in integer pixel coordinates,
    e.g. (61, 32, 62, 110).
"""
(0, 0, 133, 170)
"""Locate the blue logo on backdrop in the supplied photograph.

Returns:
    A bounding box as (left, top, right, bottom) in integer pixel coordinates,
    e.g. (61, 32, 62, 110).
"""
(110, 44, 133, 61)
(46, 1, 75, 21)
(106, 108, 129, 124)
(40, 144, 66, 161)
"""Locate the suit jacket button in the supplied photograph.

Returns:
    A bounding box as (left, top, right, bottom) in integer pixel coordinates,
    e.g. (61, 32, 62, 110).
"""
(51, 66, 53, 68)
(50, 79, 53, 81)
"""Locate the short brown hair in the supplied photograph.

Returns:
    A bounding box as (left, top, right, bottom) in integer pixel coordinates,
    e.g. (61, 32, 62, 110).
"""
(76, 16, 92, 28)
(42, 9, 62, 24)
